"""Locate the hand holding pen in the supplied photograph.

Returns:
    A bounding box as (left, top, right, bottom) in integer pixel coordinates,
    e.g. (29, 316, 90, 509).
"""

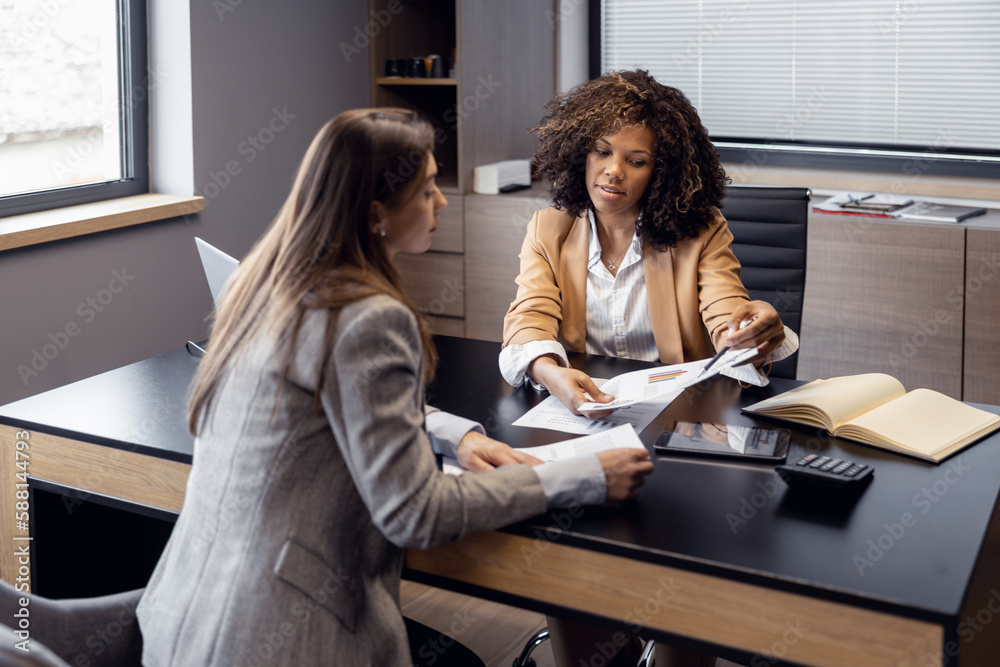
(700, 301, 788, 375)
(699, 317, 756, 376)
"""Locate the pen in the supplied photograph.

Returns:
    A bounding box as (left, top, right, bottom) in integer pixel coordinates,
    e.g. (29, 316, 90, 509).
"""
(698, 317, 756, 377)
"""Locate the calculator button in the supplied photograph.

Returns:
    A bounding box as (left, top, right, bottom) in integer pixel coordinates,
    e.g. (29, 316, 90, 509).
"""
(797, 455, 816, 466)
(832, 462, 852, 474)
(809, 456, 831, 468)
(844, 466, 866, 477)
(819, 460, 840, 471)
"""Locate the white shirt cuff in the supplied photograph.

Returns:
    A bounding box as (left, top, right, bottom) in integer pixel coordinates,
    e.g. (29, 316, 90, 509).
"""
(425, 407, 483, 459)
(719, 326, 799, 387)
(533, 454, 606, 508)
(499, 339, 570, 390)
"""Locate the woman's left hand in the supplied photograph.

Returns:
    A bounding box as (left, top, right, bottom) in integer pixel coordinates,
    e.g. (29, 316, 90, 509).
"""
(456, 431, 544, 471)
(724, 301, 785, 365)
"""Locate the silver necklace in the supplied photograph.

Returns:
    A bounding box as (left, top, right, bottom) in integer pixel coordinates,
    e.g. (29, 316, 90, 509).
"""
(602, 240, 630, 272)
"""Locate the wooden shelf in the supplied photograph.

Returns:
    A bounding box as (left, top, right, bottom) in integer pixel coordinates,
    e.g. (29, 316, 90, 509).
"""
(377, 77, 457, 86)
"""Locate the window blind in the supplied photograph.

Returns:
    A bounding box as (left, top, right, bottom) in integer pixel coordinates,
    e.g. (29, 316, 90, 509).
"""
(602, 0, 1000, 158)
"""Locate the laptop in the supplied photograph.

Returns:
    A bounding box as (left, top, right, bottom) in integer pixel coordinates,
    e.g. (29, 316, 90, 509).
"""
(194, 237, 239, 311)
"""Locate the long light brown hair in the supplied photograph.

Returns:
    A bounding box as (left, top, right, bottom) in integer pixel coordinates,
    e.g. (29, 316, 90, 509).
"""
(188, 108, 437, 434)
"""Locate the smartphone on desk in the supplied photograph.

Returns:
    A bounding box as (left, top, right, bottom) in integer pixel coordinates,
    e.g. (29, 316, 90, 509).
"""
(654, 421, 790, 463)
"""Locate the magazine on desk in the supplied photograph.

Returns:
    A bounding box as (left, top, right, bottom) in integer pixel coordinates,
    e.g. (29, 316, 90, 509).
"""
(811, 192, 913, 218)
(813, 192, 987, 223)
(743, 373, 1000, 463)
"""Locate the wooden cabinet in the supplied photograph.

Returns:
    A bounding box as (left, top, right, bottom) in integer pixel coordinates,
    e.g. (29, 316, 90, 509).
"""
(799, 215, 966, 398)
(370, 0, 556, 334)
(464, 184, 550, 342)
(964, 227, 1000, 404)
(800, 212, 1000, 401)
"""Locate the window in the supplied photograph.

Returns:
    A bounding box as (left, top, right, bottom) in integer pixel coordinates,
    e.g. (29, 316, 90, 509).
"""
(0, 0, 148, 217)
(598, 0, 1000, 177)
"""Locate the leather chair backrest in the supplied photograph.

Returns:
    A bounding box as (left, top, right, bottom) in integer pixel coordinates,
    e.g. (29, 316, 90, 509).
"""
(721, 185, 810, 379)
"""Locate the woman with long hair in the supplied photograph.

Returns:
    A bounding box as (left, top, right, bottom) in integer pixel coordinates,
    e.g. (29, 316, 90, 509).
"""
(135, 108, 653, 666)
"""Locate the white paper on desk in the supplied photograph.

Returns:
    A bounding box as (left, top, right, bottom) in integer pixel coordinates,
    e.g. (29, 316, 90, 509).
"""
(512, 380, 678, 435)
(441, 424, 645, 474)
(575, 349, 757, 413)
(517, 424, 645, 462)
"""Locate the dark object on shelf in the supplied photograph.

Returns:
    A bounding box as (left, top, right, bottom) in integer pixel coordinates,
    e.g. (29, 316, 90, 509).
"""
(385, 58, 403, 77)
(428, 54, 445, 78)
(499, 183, 531, 194)
(407, 57, 426, 78)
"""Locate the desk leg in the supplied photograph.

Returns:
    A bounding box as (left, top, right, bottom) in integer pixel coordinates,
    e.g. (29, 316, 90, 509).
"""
(0, 427, 32, 588)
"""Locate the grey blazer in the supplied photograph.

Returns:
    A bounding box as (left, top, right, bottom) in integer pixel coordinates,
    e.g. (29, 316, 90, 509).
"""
(136, 294, 547, 666)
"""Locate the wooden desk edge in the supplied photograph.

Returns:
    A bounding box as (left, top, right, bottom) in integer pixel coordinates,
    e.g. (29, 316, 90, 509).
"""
(406, 532, 943, 667)
(0, 426, 190, 586)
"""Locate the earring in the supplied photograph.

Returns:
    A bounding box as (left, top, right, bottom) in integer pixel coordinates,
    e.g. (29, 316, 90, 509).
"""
(379, 229, 386, 237)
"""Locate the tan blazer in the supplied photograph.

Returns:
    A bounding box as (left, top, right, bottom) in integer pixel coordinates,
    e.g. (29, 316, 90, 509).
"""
(502, 207, 750, 364)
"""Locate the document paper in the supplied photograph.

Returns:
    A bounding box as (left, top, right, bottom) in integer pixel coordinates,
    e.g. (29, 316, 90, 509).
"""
(441, 424, 644, 474)
(512, 380, 679, 435)
(575, 348, 758, 412)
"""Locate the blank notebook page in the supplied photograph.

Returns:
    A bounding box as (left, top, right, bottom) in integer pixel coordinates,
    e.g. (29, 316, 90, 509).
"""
(844, 389, 1000, 456)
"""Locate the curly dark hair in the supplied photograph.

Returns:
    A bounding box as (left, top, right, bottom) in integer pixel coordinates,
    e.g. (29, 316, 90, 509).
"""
(532, 69, 729, 249)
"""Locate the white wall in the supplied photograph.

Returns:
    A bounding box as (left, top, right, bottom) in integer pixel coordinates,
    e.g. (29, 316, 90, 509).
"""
(0, 0, 371, 405)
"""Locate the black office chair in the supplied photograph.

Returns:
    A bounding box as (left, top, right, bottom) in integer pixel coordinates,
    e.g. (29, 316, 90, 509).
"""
(721, 185, 811, 380)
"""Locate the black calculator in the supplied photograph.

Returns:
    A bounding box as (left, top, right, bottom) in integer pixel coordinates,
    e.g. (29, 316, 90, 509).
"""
(776, 454, 874, 487)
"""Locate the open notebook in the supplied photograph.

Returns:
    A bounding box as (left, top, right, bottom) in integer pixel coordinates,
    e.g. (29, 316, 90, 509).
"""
(743, 374, 1000, 463)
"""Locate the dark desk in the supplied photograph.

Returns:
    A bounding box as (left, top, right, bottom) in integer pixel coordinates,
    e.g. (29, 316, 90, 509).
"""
(2, 337, 999, 665)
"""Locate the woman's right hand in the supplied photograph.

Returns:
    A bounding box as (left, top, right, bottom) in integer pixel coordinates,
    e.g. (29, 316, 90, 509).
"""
(595, 448, 655, 502)
(529, 356, 616, 417)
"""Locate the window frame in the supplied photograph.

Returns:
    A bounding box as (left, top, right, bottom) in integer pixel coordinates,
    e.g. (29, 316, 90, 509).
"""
(590, 0, 1000, 180)
(0, 0, 149, 218)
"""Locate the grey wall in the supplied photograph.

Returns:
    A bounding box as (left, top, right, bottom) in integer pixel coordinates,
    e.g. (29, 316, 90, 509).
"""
(0, 0, 370, 405)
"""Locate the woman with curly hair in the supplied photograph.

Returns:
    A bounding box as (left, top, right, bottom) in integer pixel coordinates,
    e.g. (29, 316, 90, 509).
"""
(500, 69, 798, 419)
